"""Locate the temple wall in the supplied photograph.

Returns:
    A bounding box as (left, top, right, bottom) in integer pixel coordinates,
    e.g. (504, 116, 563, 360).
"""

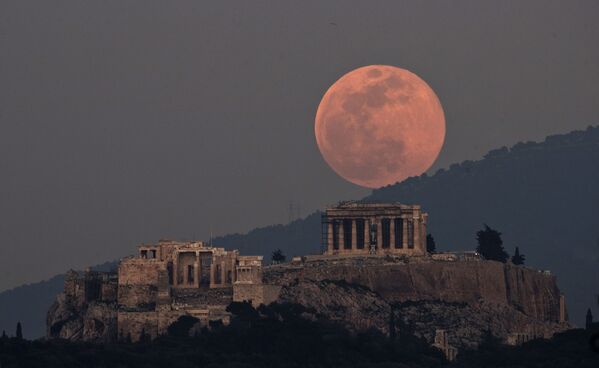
(117, 311, 158, 342)
(118, 259, 166, 309)
(118, 259, 164, 285)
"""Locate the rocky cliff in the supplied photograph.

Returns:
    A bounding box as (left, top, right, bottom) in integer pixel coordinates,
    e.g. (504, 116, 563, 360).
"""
(263, 256, 570, 349)
(48, 257, 570, 349)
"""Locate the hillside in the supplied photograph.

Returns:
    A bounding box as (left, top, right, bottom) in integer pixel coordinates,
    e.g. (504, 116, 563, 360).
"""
(1, 126, 598, 338)
(0, 262, 116, 339)
(219, 125, 599, 326)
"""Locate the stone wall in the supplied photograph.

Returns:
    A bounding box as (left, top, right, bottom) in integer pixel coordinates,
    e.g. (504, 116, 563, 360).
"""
(48, 256, 569, 349)
(264, 258, 563, 323)
(117, 311, 158, 341)
(118, 259, 166, 310)
(257, 257, 570, 351)
(233, 284, 281, 307)
(118, 259, 164, 285)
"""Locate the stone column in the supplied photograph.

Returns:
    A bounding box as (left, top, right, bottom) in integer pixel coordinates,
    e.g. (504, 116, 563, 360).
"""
(231, 258, 236, 283)
(327, 222, 334, 254)
(413, 218, 421, 251)
(338, 220, 345, 251)
(173, 252, 178, 287)
(194, 252, 200, 288)
(376, 219, 383, 253)
(390, 218, 395, 250)
(559, 294, 566, 322)
(210, 256, 216, 288)
(351, 219, 357, 251)
(220, 261, 226, 285)
(402, 217, 408, 248)
(364, 218, 370, 249)
(183, 258, 189, 286)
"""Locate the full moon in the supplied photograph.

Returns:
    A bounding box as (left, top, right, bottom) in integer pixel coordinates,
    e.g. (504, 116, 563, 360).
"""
(315, 65, 445, 188)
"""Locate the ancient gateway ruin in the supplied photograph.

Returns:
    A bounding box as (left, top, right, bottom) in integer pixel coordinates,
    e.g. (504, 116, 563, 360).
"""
(48, 202, 569, 355)
(49, 239, 279, 342)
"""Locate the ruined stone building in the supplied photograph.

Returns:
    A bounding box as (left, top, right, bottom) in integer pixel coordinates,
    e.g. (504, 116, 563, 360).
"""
(322, 201, 427, 256)
(49, 240, 273, 342)
(48, 202, 570, 351)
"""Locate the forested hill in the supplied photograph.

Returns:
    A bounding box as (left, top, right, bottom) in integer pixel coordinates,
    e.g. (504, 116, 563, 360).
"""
(1, 126, 598, 338)
(216, 125, 599, 326)
(364, 126, 599, 327)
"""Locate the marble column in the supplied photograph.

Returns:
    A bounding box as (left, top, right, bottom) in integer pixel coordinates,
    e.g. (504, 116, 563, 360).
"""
(194, 252, 200, 288)
(231, 258, 237, 283)
(327, 222, 334, 254)
(413, 218, 420, 250)
(210, 257, 216, 288)
(351, 219, 357, 251)
(376, 220, 383, 253)
(220, 261, 226, 285)
(183, 258, 189, 286)
(364, 219, 370, 250)
(389, 218, 395, 250)
(173, 252, 178, 287)
(402, 217, 408, 248)
(338, 220, 345, 251)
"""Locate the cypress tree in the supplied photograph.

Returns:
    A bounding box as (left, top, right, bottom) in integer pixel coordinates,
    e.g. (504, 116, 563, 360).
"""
(476, 224, 509, 263)
(511, 247, 525, 265)
(271, 249, 286, 264)
(16, 322, 23, 340)
(426, 234, 436, 253)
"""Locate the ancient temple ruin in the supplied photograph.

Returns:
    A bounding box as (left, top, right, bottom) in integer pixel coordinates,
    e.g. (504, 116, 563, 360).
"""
(50, 240, 276, 342)
(48, 201, 569, 350)
(322, 201, 427, 256)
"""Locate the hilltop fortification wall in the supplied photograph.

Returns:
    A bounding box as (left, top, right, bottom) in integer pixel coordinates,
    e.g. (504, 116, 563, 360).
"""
(264, 257, 563, 322)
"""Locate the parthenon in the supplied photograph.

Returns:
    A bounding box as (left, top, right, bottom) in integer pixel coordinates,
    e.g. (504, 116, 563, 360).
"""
(322, 202, 427, 256)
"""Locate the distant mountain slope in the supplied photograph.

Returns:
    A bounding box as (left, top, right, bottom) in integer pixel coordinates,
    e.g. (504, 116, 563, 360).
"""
(212, 211, 323, 258)
(0, 262, 117, 339)
(219, 125, 599, 326)
(0, 275, 64, 339)
(1, 126, 598, 338)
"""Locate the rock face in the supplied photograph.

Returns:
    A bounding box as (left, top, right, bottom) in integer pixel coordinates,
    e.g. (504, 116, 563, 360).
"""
(263, 256, 570, 349)
(48, 256, 570, 350)
(47, 270, 118, 342)
(277, 279, 392, 334)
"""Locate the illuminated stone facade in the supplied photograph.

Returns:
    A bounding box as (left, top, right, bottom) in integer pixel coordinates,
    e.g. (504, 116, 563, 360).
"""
(323, 202, 428, 256)
(112, 240, 264, 341)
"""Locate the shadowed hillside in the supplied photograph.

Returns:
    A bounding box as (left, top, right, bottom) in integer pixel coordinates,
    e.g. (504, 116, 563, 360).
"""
(1, 126, 598, 338)
(1, 303, 598, 368)
(0, 262, 116, 339)
(218, 125, 599, 326)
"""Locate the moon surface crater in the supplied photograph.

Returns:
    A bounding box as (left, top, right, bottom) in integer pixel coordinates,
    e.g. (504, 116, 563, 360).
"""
(315, 65, 446, 188)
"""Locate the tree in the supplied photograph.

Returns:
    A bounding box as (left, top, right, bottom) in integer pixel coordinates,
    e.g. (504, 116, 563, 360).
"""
(271, 248, 286, 264)
(15, 322, 22, 340)
(511, 246, 525, 265)
(476, 224, 509, 263)
(167, 315, 200, 338)
(139, 328, 150, 343)
(426, 234, 436, 253)
(586, 308, 593, 330)
(1, 330, 7, 339)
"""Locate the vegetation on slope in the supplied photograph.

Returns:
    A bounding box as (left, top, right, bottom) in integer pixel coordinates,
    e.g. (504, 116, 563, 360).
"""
(1, 303, 598, 368)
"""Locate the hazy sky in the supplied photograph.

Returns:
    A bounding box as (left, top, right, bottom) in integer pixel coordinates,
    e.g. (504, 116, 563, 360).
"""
(1, 0, 598, 291)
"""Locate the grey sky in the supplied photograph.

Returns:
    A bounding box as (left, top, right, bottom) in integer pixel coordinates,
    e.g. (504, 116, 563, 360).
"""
(1, 0, 598, 291)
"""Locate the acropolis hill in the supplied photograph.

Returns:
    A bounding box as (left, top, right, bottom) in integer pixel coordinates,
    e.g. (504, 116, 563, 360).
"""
(47, 202, 570, 354)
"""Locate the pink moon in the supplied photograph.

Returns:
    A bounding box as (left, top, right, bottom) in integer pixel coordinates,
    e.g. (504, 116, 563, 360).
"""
(314, 65, 446, 188)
